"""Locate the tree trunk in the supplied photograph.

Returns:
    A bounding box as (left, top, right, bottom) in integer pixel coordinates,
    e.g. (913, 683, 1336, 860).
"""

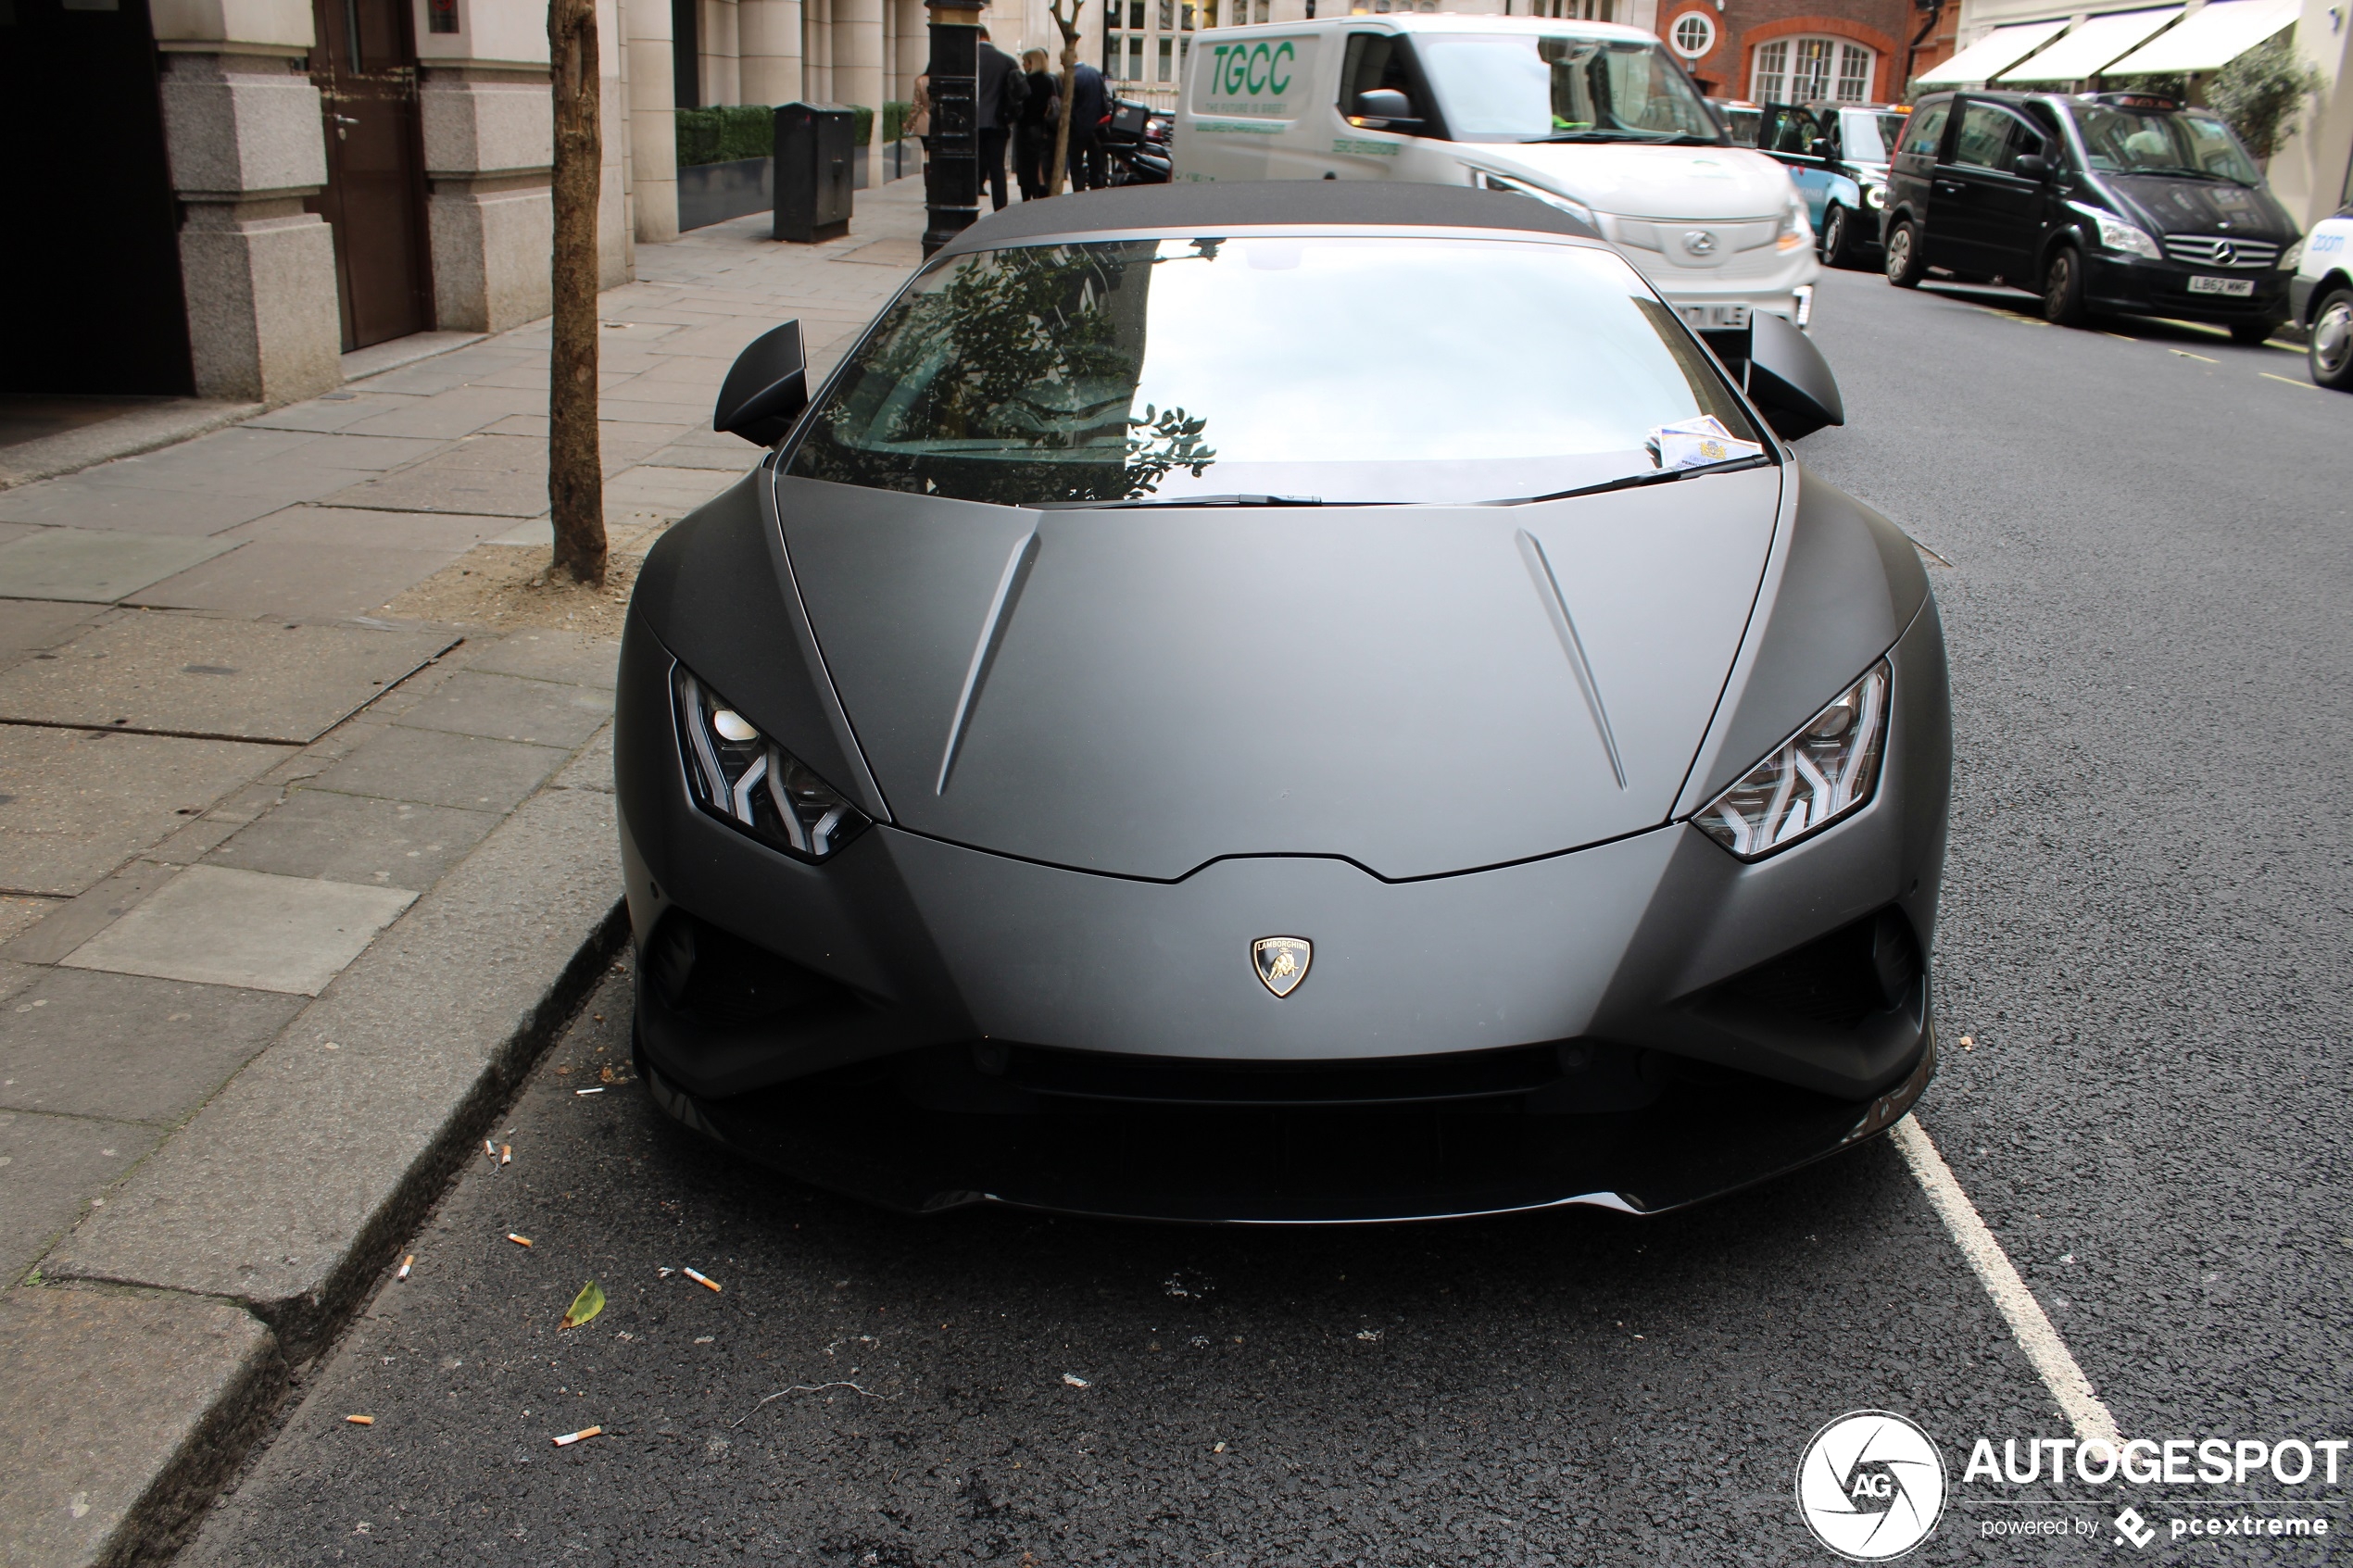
(1047, 0, 1081, 196)
(548, 0, 606, 586)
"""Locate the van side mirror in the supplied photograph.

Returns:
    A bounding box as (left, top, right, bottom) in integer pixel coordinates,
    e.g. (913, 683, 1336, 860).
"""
(2014, 152, 2053, 182)
(1353, 88, 1423, 130)
(1744, 311, 1844, 441)
(714, 320, 809, 446)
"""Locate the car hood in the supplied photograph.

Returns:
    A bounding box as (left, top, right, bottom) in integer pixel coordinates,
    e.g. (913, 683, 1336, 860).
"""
(1479, 144, 1794, 220)
(2099, 173, 2296, 241)
(775, 466, 1782, 881)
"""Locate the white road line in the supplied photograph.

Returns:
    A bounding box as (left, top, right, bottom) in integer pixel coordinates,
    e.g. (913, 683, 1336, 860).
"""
(1893, 1115, 2123, 1449)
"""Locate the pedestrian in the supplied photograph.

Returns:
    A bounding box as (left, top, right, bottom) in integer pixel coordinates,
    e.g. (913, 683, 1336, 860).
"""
(975, 26, 1028, 213)
(911, 72, 932, 164)
(1015, 47, 1062, 201)
(1064, 56, 1110, 191)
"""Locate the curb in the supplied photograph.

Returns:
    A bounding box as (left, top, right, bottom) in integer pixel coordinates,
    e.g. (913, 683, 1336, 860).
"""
(3, 780, 629, 1567)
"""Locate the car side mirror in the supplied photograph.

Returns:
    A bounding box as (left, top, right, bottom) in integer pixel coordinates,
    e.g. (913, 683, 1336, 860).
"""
(1744, 311, 1845, 441)
(714, 320, 809, 446)
(1808, 136, 1834, 158)
(1353, 88, 1423, 130)
(2014, 153, 2052, 182)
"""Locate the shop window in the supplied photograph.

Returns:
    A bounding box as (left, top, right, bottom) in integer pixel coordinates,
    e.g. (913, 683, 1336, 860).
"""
(1128, 33, 1145, 78)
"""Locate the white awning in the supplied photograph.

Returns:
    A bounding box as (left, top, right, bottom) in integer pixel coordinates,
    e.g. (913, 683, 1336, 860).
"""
(1916, 20, 2071, 86)
(1999, 7, 2183, 81)
(2103, 0, 2298, 74)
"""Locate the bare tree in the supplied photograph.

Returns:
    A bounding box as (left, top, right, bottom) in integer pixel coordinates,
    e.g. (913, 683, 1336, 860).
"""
(547, 0, 606, 585)
(1046, 0, 1084, 196)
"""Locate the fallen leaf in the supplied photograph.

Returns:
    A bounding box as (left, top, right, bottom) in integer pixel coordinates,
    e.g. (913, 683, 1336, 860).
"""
(560, 1280, 607, 1330)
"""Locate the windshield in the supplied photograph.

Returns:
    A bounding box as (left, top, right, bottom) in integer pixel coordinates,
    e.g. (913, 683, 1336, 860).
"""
(1414, 33, 1723, 144)
(2070, 104, 2260, 185)
(787, 235, 1762, 508)
(1837, 108, 1907, 165)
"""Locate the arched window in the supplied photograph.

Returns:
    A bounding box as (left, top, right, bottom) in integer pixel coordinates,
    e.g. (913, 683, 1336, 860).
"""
(1751, 36, 1876, 105)
(1667, 11, 1716, 58)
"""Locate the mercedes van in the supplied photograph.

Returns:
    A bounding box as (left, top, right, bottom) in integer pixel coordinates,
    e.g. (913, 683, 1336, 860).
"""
(1171, 14, 1821, 358)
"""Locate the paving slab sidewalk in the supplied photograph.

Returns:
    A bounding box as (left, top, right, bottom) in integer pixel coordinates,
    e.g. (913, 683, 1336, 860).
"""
(0, 177, 934, 1568)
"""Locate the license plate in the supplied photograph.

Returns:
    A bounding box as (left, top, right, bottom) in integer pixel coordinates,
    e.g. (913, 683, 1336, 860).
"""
(1680, 304, 1752, 330)
(2187, 275, 2255, 296)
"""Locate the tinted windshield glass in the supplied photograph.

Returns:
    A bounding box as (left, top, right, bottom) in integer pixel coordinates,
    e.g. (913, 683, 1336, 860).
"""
(1838, 108, 1906, 163)
(788, 236, 1760, 508)
(2070, 104, 2259, 184)
(1414, 34, 1722, 143)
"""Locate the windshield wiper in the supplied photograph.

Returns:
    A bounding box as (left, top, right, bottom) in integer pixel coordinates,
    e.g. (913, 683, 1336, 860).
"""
(2120, 165, 2233, 182)
(1521, 131, 1719, 145)
(1525, 453, 1774, 503)
(1036, 493, 1326, 510)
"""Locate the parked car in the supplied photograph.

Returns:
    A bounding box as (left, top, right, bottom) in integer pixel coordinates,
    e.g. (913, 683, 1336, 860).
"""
(2289, 204, 2352, 390)
(1881, 89, 2299, 343)
(617, 181, 1948, 1223)
(1754, 101, 1911, 270)
(1710, 97, 1763, 147)
(1169, 15, 1821, 363)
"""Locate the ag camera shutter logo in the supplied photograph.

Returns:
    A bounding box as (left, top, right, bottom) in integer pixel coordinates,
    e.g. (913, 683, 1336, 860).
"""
(1796, 1411, 1948, 1560)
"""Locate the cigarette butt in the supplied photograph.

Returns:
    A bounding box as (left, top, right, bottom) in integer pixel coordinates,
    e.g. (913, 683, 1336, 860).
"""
(683, 1267, 722, 1292)
(346, 1414, 374, 1425)
(508, 1233, 533, 1248)
(553, 1425, 602, 1447)
(396, 1254, 413, 1280)
(575, 1086, 605, 1096)
(499, 1144, 512, 1165)
(484, 1138, 497, 1161)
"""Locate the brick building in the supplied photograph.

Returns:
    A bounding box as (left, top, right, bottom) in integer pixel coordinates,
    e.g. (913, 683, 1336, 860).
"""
(1655, 0, 1935, 106)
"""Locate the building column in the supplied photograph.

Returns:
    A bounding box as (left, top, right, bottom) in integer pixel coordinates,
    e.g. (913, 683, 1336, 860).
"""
(807, 0, 833, 101)
(418, 68, 557, 332)
(705, 0, 744, 102)
(837, 0, 886, 138)
(157, 52, 342, 404)
(600, 0, 635, 285)
(625, 0, 681, 242)
(894, 0, 926, 105)
(742, 0, 807, 103)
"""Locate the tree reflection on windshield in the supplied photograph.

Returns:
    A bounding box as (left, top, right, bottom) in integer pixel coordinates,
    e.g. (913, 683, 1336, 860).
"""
(792, 242, 1216, 506)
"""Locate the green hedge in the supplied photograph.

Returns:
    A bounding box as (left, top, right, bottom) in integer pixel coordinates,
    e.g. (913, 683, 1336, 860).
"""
(883, 101, 912, 144)
(675, 104, 879, 168)
(675, 105, 772, 166)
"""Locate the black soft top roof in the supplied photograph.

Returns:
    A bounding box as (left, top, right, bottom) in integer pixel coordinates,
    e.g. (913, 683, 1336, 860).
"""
(936, 181, 1601, 257)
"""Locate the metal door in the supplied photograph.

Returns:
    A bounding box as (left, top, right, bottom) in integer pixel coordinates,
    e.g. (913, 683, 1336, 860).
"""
(308, 0, 433, 350)
(1930, 100, 2045, 281)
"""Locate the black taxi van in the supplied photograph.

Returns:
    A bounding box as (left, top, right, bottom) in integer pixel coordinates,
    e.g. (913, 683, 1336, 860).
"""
(1881, 90, 2301, 342)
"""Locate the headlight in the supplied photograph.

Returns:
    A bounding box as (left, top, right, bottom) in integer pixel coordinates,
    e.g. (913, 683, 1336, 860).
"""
(2278, 238, 2304, 270)
(1862, 183, 1886, 210)
(673, 667, 870, 861)
(2082, 208, 2163, 261)
(1471, 169, 1597, 230)
(1694, 661, 1891, 860)
(1777, 192, 1813, 251)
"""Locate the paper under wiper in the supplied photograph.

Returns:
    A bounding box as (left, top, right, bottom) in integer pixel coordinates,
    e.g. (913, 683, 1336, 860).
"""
(1646, 416, 1765, 472)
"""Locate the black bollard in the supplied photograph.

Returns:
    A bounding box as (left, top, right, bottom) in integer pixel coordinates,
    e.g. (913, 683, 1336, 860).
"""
(923, 0, 985, 257)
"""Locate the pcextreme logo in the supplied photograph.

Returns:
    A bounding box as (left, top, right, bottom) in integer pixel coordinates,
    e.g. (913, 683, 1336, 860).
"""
(1796, 1411, 1949, 1561)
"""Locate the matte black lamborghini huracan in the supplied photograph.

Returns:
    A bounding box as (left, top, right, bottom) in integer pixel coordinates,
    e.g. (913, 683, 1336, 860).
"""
(615, 182, 1950, 1222)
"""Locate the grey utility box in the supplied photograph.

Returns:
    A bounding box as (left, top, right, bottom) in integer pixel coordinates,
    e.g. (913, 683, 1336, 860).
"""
(774, 102, 855, 244)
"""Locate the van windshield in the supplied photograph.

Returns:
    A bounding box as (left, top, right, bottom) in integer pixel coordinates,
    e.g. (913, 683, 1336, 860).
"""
(787, 235, 1763, 508)
(1837, 108, 1907, 164)
(1415, 34, 1723, 144)
(2068, 103, 2260, 185)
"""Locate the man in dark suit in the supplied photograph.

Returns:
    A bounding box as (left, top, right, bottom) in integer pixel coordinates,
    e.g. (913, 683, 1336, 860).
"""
(974, 27, 1028, 212)
(1064, 58, 1109, 191)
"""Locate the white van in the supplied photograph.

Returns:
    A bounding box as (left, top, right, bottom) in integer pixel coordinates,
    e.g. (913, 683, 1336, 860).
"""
(1171, 14, 1820, 356)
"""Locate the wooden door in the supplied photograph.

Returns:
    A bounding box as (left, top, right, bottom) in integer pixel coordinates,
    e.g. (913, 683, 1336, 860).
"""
(308, 0, 433, 350)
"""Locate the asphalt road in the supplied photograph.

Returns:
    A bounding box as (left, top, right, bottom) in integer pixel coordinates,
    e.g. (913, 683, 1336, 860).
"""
(182, 268, 2351, 1567)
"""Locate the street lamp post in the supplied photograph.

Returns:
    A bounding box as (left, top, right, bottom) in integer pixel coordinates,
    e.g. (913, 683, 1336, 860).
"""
(923, 0, 986, 256)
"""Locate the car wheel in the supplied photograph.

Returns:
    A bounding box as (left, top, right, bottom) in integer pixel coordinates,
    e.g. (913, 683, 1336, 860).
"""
(2226, 319, 2281, 346)
(1821, 206, 1852, 269)
(2310, 287, 2353, 391)
(2042, 245, 2087, 327)
(1884, 220, 1925, 288)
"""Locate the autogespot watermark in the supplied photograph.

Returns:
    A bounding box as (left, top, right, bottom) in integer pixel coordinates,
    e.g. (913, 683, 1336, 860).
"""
(1795, 1414, 2345, 1556)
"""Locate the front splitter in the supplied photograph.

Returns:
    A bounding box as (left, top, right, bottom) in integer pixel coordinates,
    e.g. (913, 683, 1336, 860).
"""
(639, 1032, 1935, 1224)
